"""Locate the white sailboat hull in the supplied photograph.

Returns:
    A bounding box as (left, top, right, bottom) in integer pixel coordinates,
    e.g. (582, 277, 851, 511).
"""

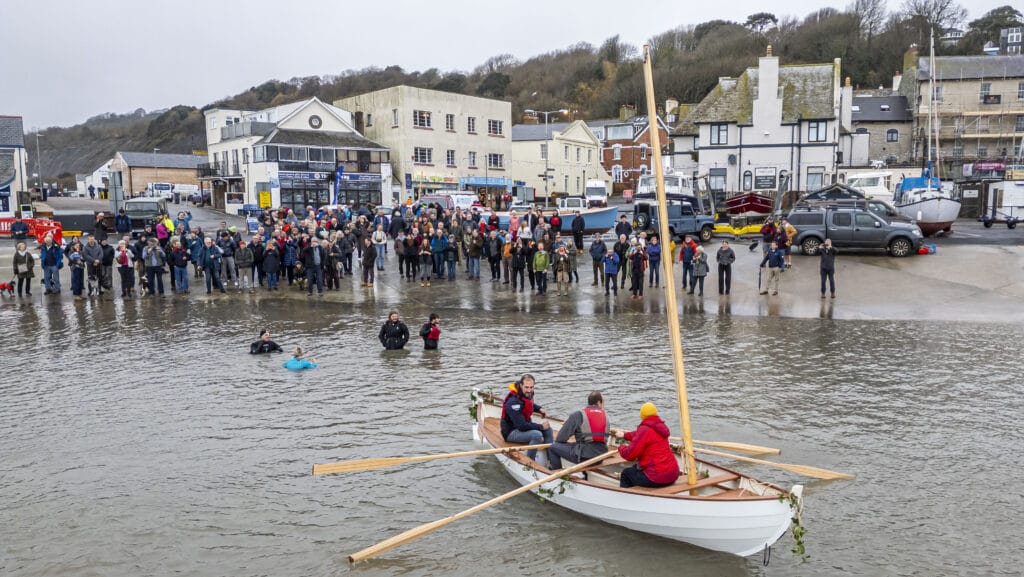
(897, 195, 961, 236)
(473, 404, 800, 557)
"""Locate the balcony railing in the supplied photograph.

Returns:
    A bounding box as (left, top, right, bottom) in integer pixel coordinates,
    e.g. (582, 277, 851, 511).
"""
(197, 162, 241, 178)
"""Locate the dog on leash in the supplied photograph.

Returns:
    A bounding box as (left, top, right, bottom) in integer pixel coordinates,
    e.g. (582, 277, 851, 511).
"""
(0, 280, 14, 296)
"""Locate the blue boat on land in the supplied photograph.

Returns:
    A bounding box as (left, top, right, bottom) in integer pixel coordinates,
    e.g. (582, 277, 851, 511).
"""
(494, 205, 619, 235)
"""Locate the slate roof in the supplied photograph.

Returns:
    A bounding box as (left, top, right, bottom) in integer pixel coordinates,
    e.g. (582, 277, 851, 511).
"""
(511, 122, 573, 141)
(851, 96, 911, 123)
(0, 149, 15, 185)
(0, 116, 25, 147)
(919, 55, 1024, 81)
(119, 151, 206, 169)
(258, 129, 386, 149)
(672, 63, 837, 135)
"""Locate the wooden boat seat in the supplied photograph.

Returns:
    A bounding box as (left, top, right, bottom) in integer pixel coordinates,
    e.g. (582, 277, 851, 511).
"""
(643, 473, 740, 495)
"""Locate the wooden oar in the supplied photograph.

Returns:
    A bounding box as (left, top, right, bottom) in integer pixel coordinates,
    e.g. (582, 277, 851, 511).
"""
(348, 449, 617, 563)
(672, 437, 780, 456)
(694, 447, 854, 480)
(312, 444, 552, 476)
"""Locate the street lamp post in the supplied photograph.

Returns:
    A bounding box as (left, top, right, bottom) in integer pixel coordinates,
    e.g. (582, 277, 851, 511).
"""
(525, 108, 568, 207)
(153, 148, 160, 194)
(35, 131, 44, 201)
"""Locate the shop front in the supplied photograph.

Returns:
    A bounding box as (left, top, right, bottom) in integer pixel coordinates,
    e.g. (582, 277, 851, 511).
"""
(278, 170, 331, 216)
(335, 172, 383, 208)
(460, 176, 512, 209)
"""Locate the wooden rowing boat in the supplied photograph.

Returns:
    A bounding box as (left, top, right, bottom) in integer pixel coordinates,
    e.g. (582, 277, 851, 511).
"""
(471, 394, 801, 557)
(468, 45, 807, 558)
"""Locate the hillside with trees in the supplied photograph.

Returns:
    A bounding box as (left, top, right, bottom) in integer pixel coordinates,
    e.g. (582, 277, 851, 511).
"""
(31, 2, 1020, 190)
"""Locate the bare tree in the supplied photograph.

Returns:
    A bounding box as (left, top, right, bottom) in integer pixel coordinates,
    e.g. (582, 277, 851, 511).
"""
(850, 0, 887, 38)
(900, 0, 967, 31)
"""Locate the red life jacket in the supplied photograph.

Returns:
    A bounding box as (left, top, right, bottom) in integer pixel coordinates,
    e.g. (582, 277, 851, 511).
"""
(580, 407, 608, 443)
(500, 390, 534, 421)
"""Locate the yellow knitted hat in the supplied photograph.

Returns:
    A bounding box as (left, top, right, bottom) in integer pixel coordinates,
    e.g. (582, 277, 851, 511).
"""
(640, 402, 658, 418)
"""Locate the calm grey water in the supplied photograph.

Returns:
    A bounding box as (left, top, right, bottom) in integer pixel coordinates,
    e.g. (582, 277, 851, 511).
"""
(1, 292, 1021, 577)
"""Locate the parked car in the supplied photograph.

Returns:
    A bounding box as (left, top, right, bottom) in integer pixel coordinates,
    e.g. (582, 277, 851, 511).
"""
(633, 201, 715, 242)
(786, 204, 923, 257)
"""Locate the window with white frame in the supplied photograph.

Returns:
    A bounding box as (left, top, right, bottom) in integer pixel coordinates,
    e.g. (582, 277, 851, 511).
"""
(392, 109, 399, 126)
(487, 153, 504, 168)
(576, 176, 580, 193)
(977, 146, 988, 158)
(807, 121, 827, 142)
(886, 129, 899, 142)
(1019, 82, 1024, 100)
(564, 175, 568, 191)
(587, 149, 592, 163)
(611, 165, 623, 182)
(576, 147, 581, 162)
(952, 143, 963, 158)
(612, 144, 622, 160)
(414, 147, 432, 163)
(934, 85, 943, 102)
(806, 168, 825, 191)
(640, 144, 648, 159)
(710, 124, 728, 145)
(742, 171, 752, 191)
(445, 114, 455, 131)
(1016, 115, 1024, 132)
(487, 119, 503, 136)
(540, 143, 547, 160)
(1011, 45, 1022, 55)
(468, 151, 477, 167)
(1009, 30, 1022, 43)
(366, 114, 373, 127)
(446, 149, 456, 166)
(413, 110, 432, 128)
(467, 117, 476, 133)
(980, 82, 991, 101)
(564, 145, 568, 160)
(978, 117, 989, 133)
(243, 148, 249, 164)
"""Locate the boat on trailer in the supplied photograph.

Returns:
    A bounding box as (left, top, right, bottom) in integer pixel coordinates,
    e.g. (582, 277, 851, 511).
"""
(472, 395, 801, 557)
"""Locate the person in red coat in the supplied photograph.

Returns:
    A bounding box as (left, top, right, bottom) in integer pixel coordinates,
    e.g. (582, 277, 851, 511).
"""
(615, 402, 680, 488)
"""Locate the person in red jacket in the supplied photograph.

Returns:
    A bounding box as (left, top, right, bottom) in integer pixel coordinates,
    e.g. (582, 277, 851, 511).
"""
(615, 402, 680, 488)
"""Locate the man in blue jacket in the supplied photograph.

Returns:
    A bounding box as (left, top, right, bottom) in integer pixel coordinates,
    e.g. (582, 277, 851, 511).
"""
(759, 241, 785, 296)
(602, 248, 620, 296)
(10, 215, 30, 241)
(39, 235, 64, 294)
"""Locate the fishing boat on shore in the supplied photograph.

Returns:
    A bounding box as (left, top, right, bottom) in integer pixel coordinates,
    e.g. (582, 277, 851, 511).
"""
(893, 32, 960, 236)
(470, 394, 800, 557)
(495, 204, 619, 235)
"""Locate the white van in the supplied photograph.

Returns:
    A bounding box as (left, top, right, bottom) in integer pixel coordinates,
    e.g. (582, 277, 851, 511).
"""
(444, 193, 480, 211)
(584, 179, 609, 207)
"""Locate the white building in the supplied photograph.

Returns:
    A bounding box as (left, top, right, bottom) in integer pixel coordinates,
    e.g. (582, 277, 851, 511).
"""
(201, 97, 390, 215)
(510, 120, 611, 200)
(671, 49, 866, 196)
(335, 86, 512, 206)
(0, 115, 29, 218)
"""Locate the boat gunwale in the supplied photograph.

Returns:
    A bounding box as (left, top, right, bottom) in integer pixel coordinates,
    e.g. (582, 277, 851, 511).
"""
(477, 411, 786, 502)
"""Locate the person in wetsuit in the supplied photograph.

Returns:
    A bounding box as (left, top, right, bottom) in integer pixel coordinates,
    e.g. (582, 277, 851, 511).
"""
(250, 329, 284, 354)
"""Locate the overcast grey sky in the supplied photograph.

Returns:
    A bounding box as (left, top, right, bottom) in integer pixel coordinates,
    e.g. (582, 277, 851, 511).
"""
(0, 0, 1007, 130)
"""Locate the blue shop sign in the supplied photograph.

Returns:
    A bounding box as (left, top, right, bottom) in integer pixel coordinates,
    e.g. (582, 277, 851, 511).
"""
(340, 173, 382, 182)
(278, 171, 328, 180)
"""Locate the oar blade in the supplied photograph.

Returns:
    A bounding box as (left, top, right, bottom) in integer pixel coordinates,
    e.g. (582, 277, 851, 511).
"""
(694, 447, 854, 481)
(695, 440, 781, 456)
(313, 457, 409, 476)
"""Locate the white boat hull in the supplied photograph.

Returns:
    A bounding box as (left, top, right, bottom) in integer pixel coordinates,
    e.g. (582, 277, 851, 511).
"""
(897, 195, 961, 236)
(472, 402, 800, 557)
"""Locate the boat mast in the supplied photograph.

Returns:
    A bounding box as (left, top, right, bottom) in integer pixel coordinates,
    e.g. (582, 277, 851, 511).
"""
(929, 29, 941, 184)
(641, 45, 698, 486)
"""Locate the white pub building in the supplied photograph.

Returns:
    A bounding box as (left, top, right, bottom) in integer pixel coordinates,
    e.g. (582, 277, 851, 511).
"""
(201, 97, 391, 215)
(672, 48, 866, 200)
